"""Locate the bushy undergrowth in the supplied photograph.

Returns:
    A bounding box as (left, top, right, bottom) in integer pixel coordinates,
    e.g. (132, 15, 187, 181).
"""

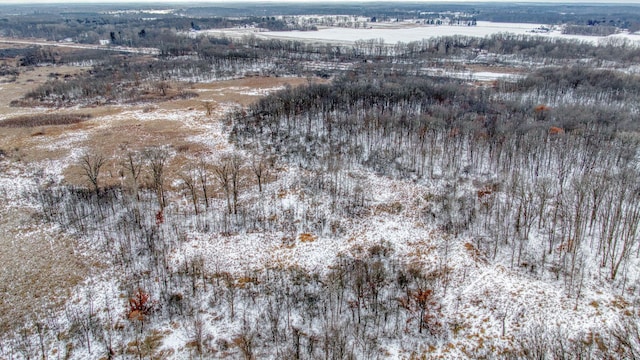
(0, 113, 91, 128)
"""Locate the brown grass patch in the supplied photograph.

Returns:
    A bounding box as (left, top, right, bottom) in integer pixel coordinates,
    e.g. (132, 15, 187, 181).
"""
(1, 75, 316, 188)
(373, 201, 403, 215)
(0, 65, 87, 113)
(126, 329, 168, 358)
(188, 76, 329, 107)
(236, 276, 259, 288)
(464, 242, 487, 264)
(299, 233, 317, 243)
(466, 64, 526, 75)
(611, 296, 630, 309)
(0, 202, 91, 334)
(0, 113, 91, 128)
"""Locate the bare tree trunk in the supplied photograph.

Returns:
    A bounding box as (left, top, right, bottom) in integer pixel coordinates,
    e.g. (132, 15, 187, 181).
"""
(79, 152, 106, 195)
(144, 147, 169, 210)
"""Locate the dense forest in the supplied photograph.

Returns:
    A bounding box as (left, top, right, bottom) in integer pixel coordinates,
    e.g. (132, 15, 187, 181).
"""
(1, 2, 640, 359)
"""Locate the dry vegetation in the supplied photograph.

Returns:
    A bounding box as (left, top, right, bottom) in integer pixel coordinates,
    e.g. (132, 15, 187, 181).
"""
(0, 181, 90, 334)
(4, 8, 640, 355)
(0, 113, 91, 128)
(0, 56, 320, 338)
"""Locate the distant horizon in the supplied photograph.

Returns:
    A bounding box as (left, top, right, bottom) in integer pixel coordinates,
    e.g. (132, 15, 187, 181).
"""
(0, 0, 638, 4)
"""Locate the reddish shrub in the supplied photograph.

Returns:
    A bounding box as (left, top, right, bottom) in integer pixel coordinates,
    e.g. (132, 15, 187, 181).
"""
(549, 126, 565, 135)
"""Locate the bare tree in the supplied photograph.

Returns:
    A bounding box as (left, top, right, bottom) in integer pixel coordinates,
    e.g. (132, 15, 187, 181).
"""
(250, 154, 270, 192)
(121, 150, 143, 201)
(213, 158, 232, 214)
(188, 311, 206, 357)
(79, 152, 106, 195)
(213, 153, 244, 215)
(612, 315, 640, 359)
(155, 81, 170, 96)
(203, 101, 217, 117)
(197, 157, 210, 210)
(221, 273, 237, 320)
(144, 147, 169, 210)
(234, 319, 256, 360)
(229, 154, 243, 215)
(179, 165, 199, 215)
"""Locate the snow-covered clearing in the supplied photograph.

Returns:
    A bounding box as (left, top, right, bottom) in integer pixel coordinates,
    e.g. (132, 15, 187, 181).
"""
(195, 21, 640, 46)
(423, 67, 524, 81)
(0, 37, 160, 55)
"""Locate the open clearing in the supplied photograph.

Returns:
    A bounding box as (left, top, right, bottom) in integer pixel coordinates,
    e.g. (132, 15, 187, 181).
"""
(195, 21, 640, 45)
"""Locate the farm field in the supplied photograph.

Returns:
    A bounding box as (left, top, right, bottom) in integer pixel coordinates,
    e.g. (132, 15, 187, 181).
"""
(197, 21, 640, 45)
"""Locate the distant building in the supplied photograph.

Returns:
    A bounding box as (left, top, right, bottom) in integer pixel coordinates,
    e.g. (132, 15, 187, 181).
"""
(99, 39, 110, 45)
(531, 26, 551, 33)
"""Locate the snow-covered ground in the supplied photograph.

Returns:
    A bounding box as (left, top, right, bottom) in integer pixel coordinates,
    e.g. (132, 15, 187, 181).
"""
(2, 98, 637, 358)
(194, 21, 640, 46)
(423, 68, 524, 81)
(1, 26, 638, 354)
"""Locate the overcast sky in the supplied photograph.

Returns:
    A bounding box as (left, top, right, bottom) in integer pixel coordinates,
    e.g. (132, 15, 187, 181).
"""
(0, 0, 636, 4)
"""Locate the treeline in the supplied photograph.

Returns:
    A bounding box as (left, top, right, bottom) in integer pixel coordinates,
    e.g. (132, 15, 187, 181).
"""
(7, 22, 640, 72)
(402, 33, 640, 64)
(1, 46, 112, 67)
(17, 33, 640, 107)
(0, 13, 311, 46)
(0, 113, 90, 128)
(562, 24, 618, 36)
(475, 4, 640, 28)
(507, 66, 640, 106)
(189, 33, 640, 65)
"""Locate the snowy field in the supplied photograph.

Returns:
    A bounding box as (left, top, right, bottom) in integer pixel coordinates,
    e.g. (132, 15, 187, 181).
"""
(197, 21, 640, 46)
